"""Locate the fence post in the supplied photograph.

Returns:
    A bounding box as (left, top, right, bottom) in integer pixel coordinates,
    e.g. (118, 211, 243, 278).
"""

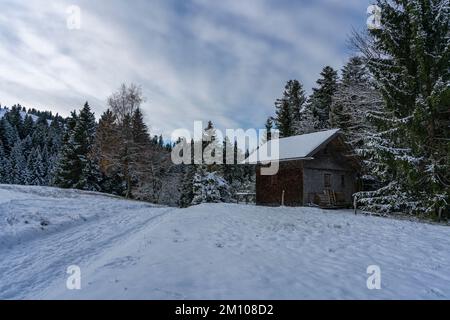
(354, 195, 357, 215)
(281, 190, 285, 207)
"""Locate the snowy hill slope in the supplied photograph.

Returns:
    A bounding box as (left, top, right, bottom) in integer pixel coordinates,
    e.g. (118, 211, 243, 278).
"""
(0, 107, 51, 124)
(0, 185, 449, 299)
(0, 185, 159, 247)
(0, 107, 37, 121)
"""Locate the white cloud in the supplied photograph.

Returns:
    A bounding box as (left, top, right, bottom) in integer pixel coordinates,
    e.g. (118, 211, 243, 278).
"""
(0, 0, 371, 137)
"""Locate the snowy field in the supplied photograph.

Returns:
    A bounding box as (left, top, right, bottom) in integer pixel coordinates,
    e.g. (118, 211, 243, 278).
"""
(0, 185, 449, 300)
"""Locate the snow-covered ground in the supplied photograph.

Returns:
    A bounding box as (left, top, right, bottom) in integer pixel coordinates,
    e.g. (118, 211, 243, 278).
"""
(0, 185, 449, 300)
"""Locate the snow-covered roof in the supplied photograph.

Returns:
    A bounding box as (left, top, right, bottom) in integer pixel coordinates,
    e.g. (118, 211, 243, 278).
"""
(246, 129, 340, 164)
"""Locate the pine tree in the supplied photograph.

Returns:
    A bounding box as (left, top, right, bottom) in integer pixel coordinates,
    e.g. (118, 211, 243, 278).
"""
(295, 104, 318, 135)
(47, 117, 64, 155)
(0, 105, 65, 187)
(309, 66, 338, 129)
(191, 165, 230, 205)
(128, 107, 156, 197)
(354, 0, 450, 216)
(40, 144, 51, 185)
(21, 115, 34, 139)
(158, 135, 164, 149)
(330, 57, 381, 145)
(263, 117, 273, 142)
(31, 115, 50, 148)
(330, 57, 385, 190)
(180, 122, 234, 206)
(0, 117, 19, 152)
(222, 136, 233, 181)
(21, 135, 33, 161)
(54, 103, 101, 191)
(275, 97, 294, 137)
(27, 146, 46, 186)
(222, 137, 247, 198)
(191, 165, 208, 205)
(285, 80, 306, 123)
(9, 140, 28, 185)
(74, 102, 101, 191)
(179, 164, 195, 207)
(341, 56, 369, 86)
(131, 108, 151, 146)
(202, 121, 222, 170)
(5, 106, 23, 132)
(0, 141, 11, 183)
(151, 135, 159, 146)
(274, 80, 307, 137)
(53, 111, 79, 188)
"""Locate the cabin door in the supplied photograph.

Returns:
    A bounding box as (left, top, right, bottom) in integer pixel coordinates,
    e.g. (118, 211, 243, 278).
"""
(279, 167, 303, 206)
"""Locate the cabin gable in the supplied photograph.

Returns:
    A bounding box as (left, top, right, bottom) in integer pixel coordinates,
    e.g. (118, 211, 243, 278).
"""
(301, 139, 358, 207)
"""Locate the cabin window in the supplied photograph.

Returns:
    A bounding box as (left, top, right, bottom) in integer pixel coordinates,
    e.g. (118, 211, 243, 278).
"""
(341, 175, 345, 188)
(324, 174, 331, 188)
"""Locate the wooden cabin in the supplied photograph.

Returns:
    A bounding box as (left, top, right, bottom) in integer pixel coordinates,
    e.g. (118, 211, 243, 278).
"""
(247, 129, 361, 208)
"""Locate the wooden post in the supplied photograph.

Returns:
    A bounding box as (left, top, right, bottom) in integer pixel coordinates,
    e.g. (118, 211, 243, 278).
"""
(354, 195, 357, 215)
(281, 190, 285, 207)
(438, 207, 443, 222)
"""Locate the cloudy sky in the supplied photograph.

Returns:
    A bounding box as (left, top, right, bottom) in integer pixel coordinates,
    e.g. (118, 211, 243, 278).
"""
(0, 0, 371, 137)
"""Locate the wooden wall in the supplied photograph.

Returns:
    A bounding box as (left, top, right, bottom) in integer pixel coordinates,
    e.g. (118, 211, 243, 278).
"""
(256, 160, 303, 206)
(302, 143, 358, 205)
